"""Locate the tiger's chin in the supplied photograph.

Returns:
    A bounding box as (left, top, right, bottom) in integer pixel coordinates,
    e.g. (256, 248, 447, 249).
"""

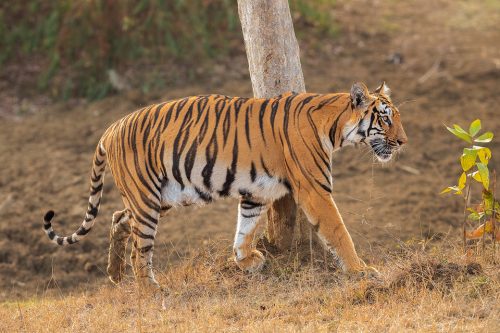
(374, 151, 393, 162)
(369, 139, 395, 163)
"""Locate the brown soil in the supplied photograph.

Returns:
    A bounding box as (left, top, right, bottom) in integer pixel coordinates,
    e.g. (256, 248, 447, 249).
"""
(0, 0, 499, 300)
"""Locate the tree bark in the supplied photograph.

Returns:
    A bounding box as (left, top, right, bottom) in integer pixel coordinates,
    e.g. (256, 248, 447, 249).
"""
(238, 0, 306, 250)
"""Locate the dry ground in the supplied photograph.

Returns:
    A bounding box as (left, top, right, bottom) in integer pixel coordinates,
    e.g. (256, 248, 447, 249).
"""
(0, 0, 499, 331)
(0, 244, 498, 332)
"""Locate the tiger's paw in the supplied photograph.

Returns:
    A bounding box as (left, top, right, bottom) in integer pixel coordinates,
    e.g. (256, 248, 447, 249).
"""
(107, 265, 124, 285)
(235, 250, 266, 273)
(350, 265, 382, 281)
(137, 276, 163, 294)
(107, 242, 130, 284)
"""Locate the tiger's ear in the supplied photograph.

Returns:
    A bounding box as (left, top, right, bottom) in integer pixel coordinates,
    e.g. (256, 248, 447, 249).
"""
(350, 82, 370, 108)
(374, 81, 391, 97)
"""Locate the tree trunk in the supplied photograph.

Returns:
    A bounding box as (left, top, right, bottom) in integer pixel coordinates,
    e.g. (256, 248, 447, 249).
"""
(237, 0, 306, 250)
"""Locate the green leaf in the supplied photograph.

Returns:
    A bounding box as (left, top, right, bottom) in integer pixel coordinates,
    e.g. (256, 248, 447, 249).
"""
(446, 126, 472, 143)
(458, 172, 467, 190)
(482, 190, 494, 211)
(440, 187, 452, 194)
(484, 220, 494, 233)
(475, 146, 492, 165)
(467, 207, 478, 214)
(476, 162, 489, 190)
(460, 148, 478, 171)
(475, 132, 493, 143)
(469, 119, 481, 136)
(440, 186, 461, 195)
(453, 124, 469, 135)
(468, 212, 481, 221)
(470, 171, 482, 183)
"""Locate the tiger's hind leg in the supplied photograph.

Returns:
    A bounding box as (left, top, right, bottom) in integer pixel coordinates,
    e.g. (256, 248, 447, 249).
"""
(233, 198, 268, 272)
(128, 203, 163, 291)
(129, 206, 170, 282)
(107, 209, 132, 284)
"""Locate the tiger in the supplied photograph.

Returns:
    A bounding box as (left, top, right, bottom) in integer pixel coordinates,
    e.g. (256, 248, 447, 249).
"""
(43, 82, 407, 290)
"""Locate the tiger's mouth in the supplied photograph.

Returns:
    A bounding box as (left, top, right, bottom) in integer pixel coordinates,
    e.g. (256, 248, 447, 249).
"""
(370, 139, 396, 162)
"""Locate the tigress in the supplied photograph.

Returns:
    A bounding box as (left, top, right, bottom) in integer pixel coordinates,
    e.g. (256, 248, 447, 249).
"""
(43, 82, 407, 290)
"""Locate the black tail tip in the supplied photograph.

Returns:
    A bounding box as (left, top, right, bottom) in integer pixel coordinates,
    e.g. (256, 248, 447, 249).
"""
(44, 210, 55, 222)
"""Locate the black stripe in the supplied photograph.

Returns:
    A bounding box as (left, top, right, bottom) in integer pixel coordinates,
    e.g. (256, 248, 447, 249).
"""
(132, 227, 155, 239)
(281, 179, 292, 192)
(258, 100, 269, 144)
(316, 181, 332, 193)
(139, 106, 154, 131)
(240, 200, 263, 209)
(137, 245, 153, 253)
(250, 162, 257, 182)
(245, 104, 252, 148)
(43, 211, 54, 222)
(90, 183, 103, 196)
(91, 170, 102, 183)
(87, 201, 99, 218)
(94, 158, 105, 166)
(202, 111, 222, 190)
(129, 118, 161, 202)
(174, 97, 189, 121)
(159, 142, 168, 177)
(172, 104, 194, 189)
(260, 156, 272, 177)
(270, 99, 279, 134)
(222, 109, 231, 147)
(67, 237, 77, 245)
(218, 128, 238, 197)
(133, 214, 157, 230)
(184, 140, 198, 181)
(241, 213, 261, 219)
(76, 226, 91, 236)
(329, 104, 350, 147)
(195, 187, 213, 203)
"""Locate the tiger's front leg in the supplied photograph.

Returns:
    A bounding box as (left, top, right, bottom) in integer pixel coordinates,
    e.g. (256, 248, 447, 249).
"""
(233, 198, 268, 272)
(299, 189, 380, 278)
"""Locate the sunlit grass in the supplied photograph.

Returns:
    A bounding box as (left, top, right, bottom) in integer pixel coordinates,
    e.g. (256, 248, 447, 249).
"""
(1, 242, 497, 332)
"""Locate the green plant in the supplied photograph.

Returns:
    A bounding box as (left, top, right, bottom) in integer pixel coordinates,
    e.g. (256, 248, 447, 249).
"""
(441, 119, 498, 253)
(1, 1, 337, 101)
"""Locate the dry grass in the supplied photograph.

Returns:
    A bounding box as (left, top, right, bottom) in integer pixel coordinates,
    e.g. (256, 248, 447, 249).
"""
(1, 242, 498, 332)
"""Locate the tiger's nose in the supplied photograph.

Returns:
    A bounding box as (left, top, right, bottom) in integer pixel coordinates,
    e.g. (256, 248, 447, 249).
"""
(397, 138, 407, 146)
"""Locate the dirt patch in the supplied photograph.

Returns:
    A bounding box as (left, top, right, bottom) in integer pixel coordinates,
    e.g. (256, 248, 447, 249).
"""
(0, 0, 499, 300)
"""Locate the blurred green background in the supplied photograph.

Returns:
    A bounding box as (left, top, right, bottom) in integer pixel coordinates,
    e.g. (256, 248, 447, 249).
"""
(0, 0, 335, 100)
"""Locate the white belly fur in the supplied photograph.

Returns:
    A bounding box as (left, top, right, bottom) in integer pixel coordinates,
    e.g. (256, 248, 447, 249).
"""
(160, 173, 290, 207)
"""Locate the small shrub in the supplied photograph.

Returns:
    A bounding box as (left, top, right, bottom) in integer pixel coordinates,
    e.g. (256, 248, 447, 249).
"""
(441, 119, 499, 253)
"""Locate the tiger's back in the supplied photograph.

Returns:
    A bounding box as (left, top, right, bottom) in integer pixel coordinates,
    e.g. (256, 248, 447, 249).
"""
(101, 93, 320, 208)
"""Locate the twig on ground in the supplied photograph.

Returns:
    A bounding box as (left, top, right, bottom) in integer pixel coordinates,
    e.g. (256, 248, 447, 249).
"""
(417, 60, 442, 84)
(397, 164, 421, 175)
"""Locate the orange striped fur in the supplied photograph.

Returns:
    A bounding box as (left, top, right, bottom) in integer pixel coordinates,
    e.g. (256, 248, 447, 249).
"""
(44, 82, 407, 289)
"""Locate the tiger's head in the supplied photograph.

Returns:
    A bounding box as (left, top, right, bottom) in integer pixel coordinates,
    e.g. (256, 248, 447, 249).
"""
(346, 82, 408, 162)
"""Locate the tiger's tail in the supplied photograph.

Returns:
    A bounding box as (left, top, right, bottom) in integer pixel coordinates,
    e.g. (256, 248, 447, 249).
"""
(43, 142, 107, 246)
